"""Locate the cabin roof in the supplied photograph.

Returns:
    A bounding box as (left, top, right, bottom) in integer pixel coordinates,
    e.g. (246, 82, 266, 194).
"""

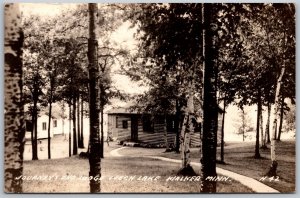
(105, 101, 140, 114)
(105, 107, 139, 114)
(106, 102, 224, 115)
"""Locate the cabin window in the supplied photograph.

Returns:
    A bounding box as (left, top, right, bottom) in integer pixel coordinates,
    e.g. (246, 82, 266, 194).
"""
(116, 117, 118, 128)
(166, 116, 176, 132)
(53, 120, 57, 127)
(194, 122, 201, 133)
(26, 120, 33, 132)
(122, 120, 128, 129)
(143, 115, 154, 133)
(42, 122, 47, 130)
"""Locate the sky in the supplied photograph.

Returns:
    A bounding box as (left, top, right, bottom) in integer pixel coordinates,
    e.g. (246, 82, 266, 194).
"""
(20, 3, 76, 17)
(109, 21, 148, 95)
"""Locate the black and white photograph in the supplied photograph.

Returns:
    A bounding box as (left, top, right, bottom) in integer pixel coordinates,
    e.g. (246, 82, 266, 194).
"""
(4, 2, 295, 193)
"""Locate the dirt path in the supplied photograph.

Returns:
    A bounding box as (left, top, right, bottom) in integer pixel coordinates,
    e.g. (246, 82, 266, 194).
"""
(110, 147, 279, 193)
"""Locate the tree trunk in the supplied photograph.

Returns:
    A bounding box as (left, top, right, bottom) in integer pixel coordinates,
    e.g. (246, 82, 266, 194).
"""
(100, 106, 104, 158)
(277, 95, 284, 141)
(268, 59, 286, 176)
(72, 95, 78, 155)
(77, 94, 80, 147)
(99, 66, 106, 156)
(180, 79, 196, 170)
(274, 119, 277, 141)
(69, 104, 72, 157)
(87, 138, 91, 153)
(4, 3, 25, 192)
(240, 108, 246, 141)
(47, 101, 52, 159)
(164, 115, 169, 151)
(34, 105, 38, 159)
(62, 101, 66, 139)
(260, 105, 266, 148)
(180, 114, 188, 167)
(30, 108, 35, 159)
(254, 92, 261, 159)
(88, 3, 101, 193)
(78, 94, 84, 148)
(31, 101, 38, 160)
(174, 100, 180, 153)
(265, 102, 271, 143)
(220, 102, 226, 163)
(242, 108, 246, 141)
(201, 3, 218, 193)
(81, 96, 84, 148)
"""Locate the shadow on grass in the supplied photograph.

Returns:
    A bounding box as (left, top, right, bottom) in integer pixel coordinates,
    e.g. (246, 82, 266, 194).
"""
(216, 160, 228, 165)
(246, 155, 268, 160)
(177, 164, 199, 176)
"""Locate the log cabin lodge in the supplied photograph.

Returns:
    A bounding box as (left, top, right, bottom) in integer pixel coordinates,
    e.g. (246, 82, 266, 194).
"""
(106, 105, 224, 147)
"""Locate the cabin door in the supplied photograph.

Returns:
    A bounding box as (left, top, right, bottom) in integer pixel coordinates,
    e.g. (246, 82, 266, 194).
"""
(131, 116, 138, 142)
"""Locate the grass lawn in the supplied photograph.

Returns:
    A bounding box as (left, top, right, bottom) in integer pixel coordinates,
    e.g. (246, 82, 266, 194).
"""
(22, 155, 252, 193)
(216, 140, 295, 193)
(119, 140, 295, 192)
